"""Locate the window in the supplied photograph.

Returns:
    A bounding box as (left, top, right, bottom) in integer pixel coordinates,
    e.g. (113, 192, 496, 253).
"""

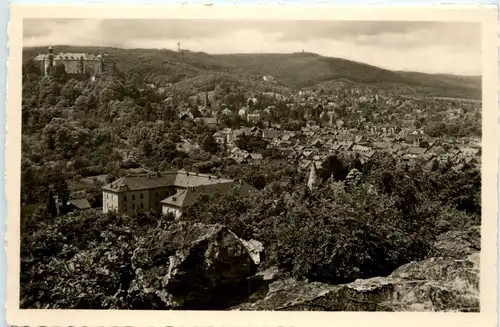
(140, 193, 143, 199)
(124, 204, 127, 211)
(124, 195, 127, 201)
(132, 194, 135, 200)
(140, 203, 144, 209)
(132, 204, 135, 209)
(155, 192, 159, 197)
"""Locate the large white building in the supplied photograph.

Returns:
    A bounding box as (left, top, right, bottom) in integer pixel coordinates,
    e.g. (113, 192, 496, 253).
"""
(33, 46, 104, 76)
(102, 170, 257, 218)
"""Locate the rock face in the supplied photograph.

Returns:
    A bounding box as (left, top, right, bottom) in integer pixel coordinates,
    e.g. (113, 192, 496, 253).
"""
(234, 226, 480, 312)
(234, 253, 479, 312)
(128, 223, 263, 309)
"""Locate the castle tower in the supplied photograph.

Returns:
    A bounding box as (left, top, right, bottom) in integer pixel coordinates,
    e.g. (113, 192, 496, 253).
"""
(307, 162, 318, 191)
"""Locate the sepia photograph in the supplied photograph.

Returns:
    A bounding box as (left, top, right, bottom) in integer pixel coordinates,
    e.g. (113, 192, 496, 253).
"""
(6, 4, 499, 327)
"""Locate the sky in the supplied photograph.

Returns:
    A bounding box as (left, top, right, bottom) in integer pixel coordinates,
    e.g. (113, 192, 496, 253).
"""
(23, 19, 481, 75)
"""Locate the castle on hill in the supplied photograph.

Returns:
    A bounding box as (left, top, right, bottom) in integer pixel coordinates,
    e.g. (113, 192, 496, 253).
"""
(33, 45, 105, 77)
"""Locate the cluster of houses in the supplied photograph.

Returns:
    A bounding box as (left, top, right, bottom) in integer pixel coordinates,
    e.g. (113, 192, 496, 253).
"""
(211, 123, 480, 172)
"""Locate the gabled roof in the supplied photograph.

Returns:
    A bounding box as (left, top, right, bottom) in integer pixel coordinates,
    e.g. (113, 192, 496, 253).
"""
(161, 181, 257, 208)
(68, 198, 91, 210)
(102, 171, 232, 192)
(406, 147, 427, 155)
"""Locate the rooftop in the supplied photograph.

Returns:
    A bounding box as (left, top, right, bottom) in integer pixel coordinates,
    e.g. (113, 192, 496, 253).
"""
(102, 170, 232, 192)
(34, 52, 101, 61)
(161, 180, 257, 208)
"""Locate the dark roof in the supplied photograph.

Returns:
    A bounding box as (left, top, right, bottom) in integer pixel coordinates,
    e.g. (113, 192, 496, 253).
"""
(68, 198, 91, 210)
(161, 181, 257, 208)
(102, 171, 232, 192)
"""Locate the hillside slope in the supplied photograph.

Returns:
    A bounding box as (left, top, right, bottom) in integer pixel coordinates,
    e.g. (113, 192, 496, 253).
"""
(215, 52, 481, 99)
(23, 46, 481, 99)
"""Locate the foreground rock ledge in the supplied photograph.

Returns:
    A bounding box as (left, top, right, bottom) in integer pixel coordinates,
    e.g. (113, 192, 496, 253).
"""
(128, 223, 263, 309)
(234, 252, 479, 312)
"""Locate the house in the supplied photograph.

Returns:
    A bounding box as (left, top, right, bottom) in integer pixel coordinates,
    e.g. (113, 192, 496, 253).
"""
(354, 135, 367, 144)
(67, 198, 92, 211)
(249, 153, 263, 165)
(66, 190, 91, 211)
(459, 147, 480, 157)
(406, 147, 427, 156)
(194, 117, 218, 127)
(235, 153, 252, 164)
(352, 145, 372, 155)
(247, 113, 261, 123)
(176, 140, 195, 154)
(302, 149, 314, 159)
(279, 147, 295, 157)
(311, 139, 323, 148)
(299, 159, 312, 171)
(161, 180, 257, 218)
(373, 142, 392, 150)
(262, 129, 280, 140)
(102, 170, 257, 218)
(338, 141, 354, 151)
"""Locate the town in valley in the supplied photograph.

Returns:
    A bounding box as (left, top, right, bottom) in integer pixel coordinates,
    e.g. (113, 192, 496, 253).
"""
(20, 20, 482, 312)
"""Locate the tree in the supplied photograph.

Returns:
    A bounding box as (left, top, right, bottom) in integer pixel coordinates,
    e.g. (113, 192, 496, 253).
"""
(45, 189, 57, 218)
(141, 139, 153, 157)
(319, 155, 348, 183)
(202, 133, 219, 154)
(50, 63, 68, 82)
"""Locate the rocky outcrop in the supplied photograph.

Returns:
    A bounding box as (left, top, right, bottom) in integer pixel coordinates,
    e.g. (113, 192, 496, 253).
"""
(234, 226, 480, 312)
(128, 223, 263, 309)
(234, 253, 479, 312)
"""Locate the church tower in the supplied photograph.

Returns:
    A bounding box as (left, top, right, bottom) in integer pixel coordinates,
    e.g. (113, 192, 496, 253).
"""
(46, 45, 55, 76)
(307, 162, 318, 191)
(204, 90, 210, 109)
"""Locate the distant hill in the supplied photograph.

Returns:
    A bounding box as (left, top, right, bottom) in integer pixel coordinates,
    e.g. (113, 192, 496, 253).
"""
(23, 46, 481, 100)
(214, 52, 481, 99)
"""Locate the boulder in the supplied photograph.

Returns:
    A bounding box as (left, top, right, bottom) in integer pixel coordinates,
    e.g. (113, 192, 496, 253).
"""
(234, 252, 479, 312)
(128, 223, 262, 309)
